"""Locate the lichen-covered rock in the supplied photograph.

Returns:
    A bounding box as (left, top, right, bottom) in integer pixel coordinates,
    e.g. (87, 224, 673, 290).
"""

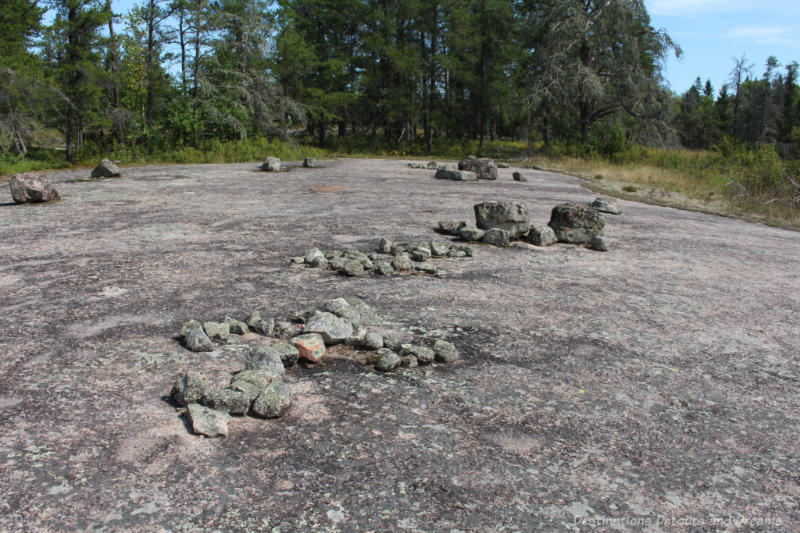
(339, 259, 366, 277)
(527, 225, 557, 247)
(375, 349, 401, 372)
(244, 345, 285, 378)
(294, 308, 317, 323)
(187, 404, 230, 438)
(458, 226, 486, 242)
(203, 322, 230, 342)
(184, 328, 214, 352)
(274, 320, 300, 339)
(401, 344, 435, 365)
(415, 262, 437, 274)
(271, 342, 300, 367)
(91, 159, 121, 178)
(224, 316, 249, 335)
(377, 238, 392, 254)
(481, 228, 510, 246)
(230, 369, 280, 401)
(9, 173, 61, 204)
(376, 262, 395, 275)
(251, 383, 293, 419)
(261, 157, 281, 171)
(383, 335, 402, 351)
(252, 318, 275, 336)
(591, 235, 609, 252)
(304, 312, 354, 345)
(437, 220, 467, 235)
(304, 248, 328, 267)
(202, 388, 250, 415)
(401, 355, 418, 368)
(392, 255, 414, 272)
(410, 247, 431, 262)
(474, 201, 530, 239)
(433, 340, 460, 363)
(345, 327, 367, 347)
(245, 311, 262, 328)
(303, 157, 315, 168)
(588, 197, 620, 215)
(548, 203, 605, 244)
(291, 333, 326, 363)
(363, 331, 384, 350)
(458, 156, 498, 180)
(435, 167, 477, 181)
(180, 319, 203, 338)
(171, 372, 208, 406)
(512, 171, 527, 182)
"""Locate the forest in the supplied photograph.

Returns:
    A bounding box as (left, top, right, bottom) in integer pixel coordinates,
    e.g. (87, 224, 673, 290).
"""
(2, 1, 799, 224)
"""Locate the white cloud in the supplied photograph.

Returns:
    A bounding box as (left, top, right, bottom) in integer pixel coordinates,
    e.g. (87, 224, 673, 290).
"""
(726, 26, 800, 47)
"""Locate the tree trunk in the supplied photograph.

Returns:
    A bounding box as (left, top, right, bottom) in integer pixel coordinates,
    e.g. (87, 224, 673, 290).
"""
(106, 0, 124, 144)
(146, 0, 155, 130)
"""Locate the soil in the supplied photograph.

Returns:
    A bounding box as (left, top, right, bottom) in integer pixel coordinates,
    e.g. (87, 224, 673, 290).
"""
(1, 159, 799, 532)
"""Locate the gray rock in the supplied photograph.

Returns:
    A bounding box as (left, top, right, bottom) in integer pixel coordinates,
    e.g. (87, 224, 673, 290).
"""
(261, 156, 281, 171)
(401, 344, 435, 365)
(448, 249, 467, 258)
(435, 167, 477, 181)
(304, 312, 354, 345)
(224, 316, 249, 335)
(251, 383, 293, 419)
(326, 250, 343, 261)
(390, 242, 411, 255)
(383, 335, 402, 351)
(433, 339, 460, 363)
(375, 349, 401, 372)
(474, 201, 530, 239)
(9, 173, 61, 204)
(429, 241, 450, 257)
(377, 238, 392, 254)
(415, 262, 437, 274)
(435, 269, 447, 279)
(376, 262, 395, 275)
(527, 225, 557, 247)
(481, 228, 510, 246)
(245, 311, 262, 328)
(458, 226, 486, 242)
(591, 235, 609, 252)
(91, 159, 121, 178)
(171, 372, 208, 406)
(244, 345, 286, 378)
(411, 248, 431, 261)
(497, 162, 510, 168)
(345, 327, 367, 347)
(339, 259, 366, 277)
(184, 328, 214, 352)
(437, 220, 467, 235)
(274, 320, 299, 339)
(202, 388, 250, 415)
(252, 318, 275, 337)
(186, 404, 230, 438)
(326, 298, 360, 323)
(458, 156, 498, 180)
(271, 342, 300, 367)
(548, 203, 605, 244)
(230, 369, 280, 401)
(304, 248, 328, 267)
(408, 162, 425, 169)
(180, 319, 202, 338)
(401, 355, 418, 368)
(588, 197, 620, 215)
(291, 256, 305, 264)
(392, 255, 414, 272)
(294, 308, 317, 323)
(303, 157, 315, 168)
(363, 331, 384, 350)
(203, 322, 230, 342)
(426, 161, 439, 169)
(512, 171, 528, 182)
(458, 245, 476, 257)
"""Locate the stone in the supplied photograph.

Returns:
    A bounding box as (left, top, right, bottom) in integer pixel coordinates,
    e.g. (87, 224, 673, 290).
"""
(180, 319, 203, 338)
(390, 242, 411, 255)
(408, 162, 425, 169)
(457, 226, 486, 242)
(274, 320, 300, 339)
(339, 259, 366, 277)
(261, 156, 281, 171)
(527, 225, 557, 247)
(294, 308, 317, 323)
(9, 173, 61, 204)
(187, 404, 230, 438)
(548, 203, 605, 244)
(458, 156, 498, 180)
(171, 372, 208, 406)
(426, 161, 439, 169)
(411, 249, 431, 262)
(383, 335, 402, 351)
(474, 201, 530, 239)
(326, 250, 343, 261)
(433, 340, 460, 363)
(251, 383, 293, 419)
(271, 342, 300, 367)
(291, 256, 304, 264)
(512, 171, 528, 182)
(224, 316, 249, 335)
(304, 248, 328, 267)
(401, 344, 435, 365)
(435, 167, 477, 181)
(377, 238, 392, 254)
(345, 327, 367, 347)
(429, 241, 450, 257)
(230, 370, 280, 401)
(376, 262, 395, 275)
(392, 255, 414, 272)
(203, 322, 230, 342)
(325, 298, 360, 323)
(252, 318, 275, 337)
(245, 311, 262, 328)
(591, 235, 609, 252)
(458, 245, 476, 257)
(481, 228, 510, 246)
(90, 159, 121, 178)
(303, 157, 315, 168)
(375, 349, 401, 372)
(244, 346, 285, 378)
(448, 249, 467, 258)
(588, 197, 620, 215)
(435, 269, 447, 279)
(184, 328, 214, 352)
(497, 162, 510, 168)
(401, 355, 418, 368)
(202, 388, 250, 415)
(304, 312, 354, 345)
(415, 262, 437, 274)
(363, 331, 384, 350)
(437, 220, 467, 235)
(291, 333, 327, 363)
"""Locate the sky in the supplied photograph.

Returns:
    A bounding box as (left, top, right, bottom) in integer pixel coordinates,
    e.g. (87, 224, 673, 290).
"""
(105, 0, 800, 96)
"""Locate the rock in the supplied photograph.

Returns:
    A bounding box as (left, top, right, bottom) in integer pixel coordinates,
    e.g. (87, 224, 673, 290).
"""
(291, 256, 304, 264)
(435, 167, 477, 181)
(426, 161, 439, 169)
(180, 319, 203, 338)
(202, 388, 250, 415)
(390, 242, 411, 255)
(435, 269, 447, 279)
(261, 157, 281, 171)
(408, 162, 425, 169)
(377, 238, 392, 254)
(448, 249, 467, 258)
(303, 157, 315, 168)
(274, 320, 300, 339)
(294, 308, 317, 323)
(429, 241, 450, 257)
(325, 297, 361, 323)
(304, 312, 354, 345)
(184, 328, 214, 352)
(383, 335, 402, 351)
(252, 318, 275, 336)
(433, 340, 460, 363)
(497, 162, 510, 168)
(415, 262, 437, 274)
(90, 159, 121, 178)
(375, 349, 401, 372)
(457, 226, 486, 242)
(224, 316, 249, 335)
(401, 344, 435, 365)
(411, 248, 431, 261)
(251, 383, 293, 419)
(527, 224, 557, 247)
(9, 173, 61, 204)
(339, 259, 366, 277)
(345, 327, 367, 347)
(548, 203, 605, 244)
(304, 248, 328, 267)
(245, 311, 262, 328)
(230, 369, 281, 401)
(203, 322, 230, 342)
(401, 355, 418, 368)
(458, 156, 498, 180)
(474, 201, 530, 239)
(437, 220, 467, 235)
(481, 228, 510, 246)
(376, 262, 395, 275)
(457, 245, 476, 257)
(271, 342, 300, 367)
(392, 255, 414, 272)
(326, 250, 343, 260)
(363, 331, 384, 350)
(588, 197, 620, 215)
(591, 235, 609, 252)
(171, 372, 208, 406)
(512, 171, 528, 182)
(186, 404, 230, 438)
(291, 333, 327, 363)
(243, 346, 285, 378)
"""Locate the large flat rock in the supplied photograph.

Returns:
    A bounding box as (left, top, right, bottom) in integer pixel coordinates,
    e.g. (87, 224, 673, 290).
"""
(1, 159, 799, 530)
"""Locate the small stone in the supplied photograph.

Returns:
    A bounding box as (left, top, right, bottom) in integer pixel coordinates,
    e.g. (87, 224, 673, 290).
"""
(274, 320, 299, 339)
(245, 311, 262, 328)
(390, 242, 411, 255)
(401, 344, 435, 365)
(408, 162, 424, 169)
(180, 319, 202, 338)
(435, 269, 447, 279)
(261, 156, 281, 171)
(415, 262, 437, 274)
(224, 316, 249, 335)
(202, 388, 250, 415)
(400, 355, 418, 368)
(376, 262, 395, 275)
(411, 246, 431, 261)
(512, 171, 528, 182)
(244, 346, 286, 378)
(429, 241, 450, 257)
(203, 322, 230, 342)
(171, 372, 208, 406)
(252, 318, 275, 336)
(458, 227, 486, 242)
(375, 349, 401, 372)
(392, 255, 414, 272)
(435, 167, 477, 181)
(481, 228, 510, 246)
(251, 383, 293, 419)
(291, 256, 305, 264)
(345, 327, 367, 347)
(186, 404, 229, 438)
(426, 161, 439, 169)
(9, 173, 61, 204)
(433, 339, 460, 363)
(326, 250, 343, 260)
(591, 236, 609, 252)
(448, 249, 467, 258)
(304, 248, 327, 266)
(304, 312, 354, 345)
(339, 259, 366, 277)
(588, 197, 620, 215)
(230, 370, 280, 401)
(458, 245, 476, 257)
(383, 335, 402, 351)
(377, 238, 392, 254)
(303, 157, 315, 168)
(272, 342, 300, 367)
(527, 225, 557, 247)
(184, 328, 214, 352)
(291, 333, 327, 363)
(363, 331, 384, 350)
(437, 220, 467, 235)
(91, 159, 121, 178)
(325, 298, 360, 323)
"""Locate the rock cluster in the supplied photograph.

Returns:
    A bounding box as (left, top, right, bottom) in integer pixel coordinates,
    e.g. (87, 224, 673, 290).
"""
(174, 296, 460, 437)
(9, 173, 61, 204)
(90, 159, 121, 178)
(409, 161, 441, 170)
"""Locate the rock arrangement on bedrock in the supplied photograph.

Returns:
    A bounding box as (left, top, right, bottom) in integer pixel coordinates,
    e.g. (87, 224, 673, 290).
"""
(9, 173, 61, 204)
(173, 297, 460, 437)
(437, 198, 617, 251)
(292, 239, 476, 278)
(434, 155, 499, 182)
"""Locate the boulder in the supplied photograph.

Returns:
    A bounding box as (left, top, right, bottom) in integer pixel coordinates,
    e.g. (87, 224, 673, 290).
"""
(243, 345, 285, 378)
(457, 226, 486, 242)
(548, 203, 605, 244)
(202, 388, 250, 415)
(291, 333, 327, 363)
(363, 331, 384, 350)
(245, 311, 262, 328)
(527, 225, 557, 247)
(411, 247, 431, 261)
(435, 167, 477, 181)
(186, 404, 230, 438)
(588, 197, 620, 215)
(230, 369, 281, 401)
(261, 157, 281, 171)
(433, 340, 460, 363)
(437, 220, 467, 235)
(458, 156, 498, 180)
(251, 383, 293, 418)
(474, 201, 530, 239)
(512, 171, 528, 182)
(90, 159, 121, 178)
(184, 328, 214, 352)
(325, 297, 380, 326)
(271, 342, 300, 367)
(383, 335, 402, 351)
(591, 235, 609, 252)
(304, 312, 354, 345)
(375, 349, 401, 372)
(171, 372, 209, 406)
(9, 173, 61, 204)
(203, 322, 230, 342)
(481, 228, 510, 246)
(401, 355, 418, 368)
(303, 157, 315, 168)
